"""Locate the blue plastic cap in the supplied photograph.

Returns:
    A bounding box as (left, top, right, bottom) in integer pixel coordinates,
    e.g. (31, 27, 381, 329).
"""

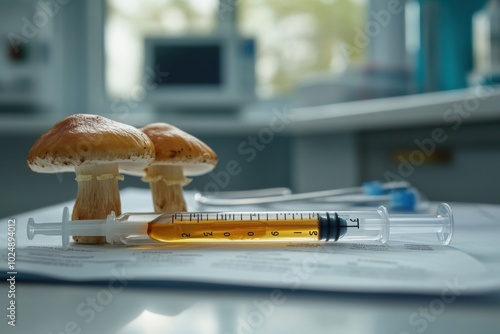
(363, 181, 385, 195)
(390, 190, 417, 211)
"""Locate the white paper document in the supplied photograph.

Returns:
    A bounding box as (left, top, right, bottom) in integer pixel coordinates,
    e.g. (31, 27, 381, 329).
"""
(2, 188, 500, 295)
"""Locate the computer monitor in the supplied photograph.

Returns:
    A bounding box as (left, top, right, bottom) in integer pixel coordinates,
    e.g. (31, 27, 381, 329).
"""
(144, 35, 255, 112)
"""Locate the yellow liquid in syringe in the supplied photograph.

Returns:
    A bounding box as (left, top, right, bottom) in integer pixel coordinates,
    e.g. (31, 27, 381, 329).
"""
(147, 212, 321, 243)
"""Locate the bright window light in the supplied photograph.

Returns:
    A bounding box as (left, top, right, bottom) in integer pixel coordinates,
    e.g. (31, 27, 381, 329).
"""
(238, 0, 367, 97)
(105, 0, 367, 100)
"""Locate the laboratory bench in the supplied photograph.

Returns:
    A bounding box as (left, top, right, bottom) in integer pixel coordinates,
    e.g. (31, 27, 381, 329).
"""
(2, 86, 500, 135)
(1, 190, 500, 334)
(2, 282, 499, 334)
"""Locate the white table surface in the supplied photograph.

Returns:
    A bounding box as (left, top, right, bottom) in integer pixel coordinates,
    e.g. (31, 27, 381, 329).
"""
(1, 189, 500, 334)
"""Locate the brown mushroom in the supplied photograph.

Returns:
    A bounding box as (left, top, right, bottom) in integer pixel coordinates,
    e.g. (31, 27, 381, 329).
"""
(125, 123, 217, 212)
(27, 114, 155, 244)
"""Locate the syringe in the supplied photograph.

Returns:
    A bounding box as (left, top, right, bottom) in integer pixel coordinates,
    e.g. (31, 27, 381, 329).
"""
(27, 204, 454, 249)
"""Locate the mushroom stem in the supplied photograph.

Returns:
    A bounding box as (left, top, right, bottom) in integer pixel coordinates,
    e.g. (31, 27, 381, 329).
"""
(73, 163, 122, 244)
(146, 165, 188, 212)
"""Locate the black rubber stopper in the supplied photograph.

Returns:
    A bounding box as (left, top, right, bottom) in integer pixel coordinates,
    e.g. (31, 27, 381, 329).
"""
(318, 212, 347, 242)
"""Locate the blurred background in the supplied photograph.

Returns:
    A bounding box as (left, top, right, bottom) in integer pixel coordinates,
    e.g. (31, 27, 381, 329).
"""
(1, 0, 499, 217)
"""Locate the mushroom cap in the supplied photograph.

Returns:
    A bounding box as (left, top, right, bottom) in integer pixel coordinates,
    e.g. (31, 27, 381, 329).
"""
(133, 122, 218, 177)
(27, 114, 155, 173)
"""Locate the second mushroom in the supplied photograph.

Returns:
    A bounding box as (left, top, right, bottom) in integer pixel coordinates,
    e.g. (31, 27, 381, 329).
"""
(128, 123, 218, 212)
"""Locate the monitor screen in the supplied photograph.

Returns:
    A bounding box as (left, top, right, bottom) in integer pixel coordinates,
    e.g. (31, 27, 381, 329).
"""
(154, 45, 222, 86)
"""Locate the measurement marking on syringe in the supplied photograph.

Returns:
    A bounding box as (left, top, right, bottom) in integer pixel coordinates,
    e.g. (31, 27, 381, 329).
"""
(348, 218, 360, 228)
(294, 232, 302, 234)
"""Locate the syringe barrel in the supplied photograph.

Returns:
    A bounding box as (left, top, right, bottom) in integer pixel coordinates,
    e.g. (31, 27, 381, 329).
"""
(106, 212, 161, 246)
(335, 207, 390, 243)
(146, 209, 391, 244)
